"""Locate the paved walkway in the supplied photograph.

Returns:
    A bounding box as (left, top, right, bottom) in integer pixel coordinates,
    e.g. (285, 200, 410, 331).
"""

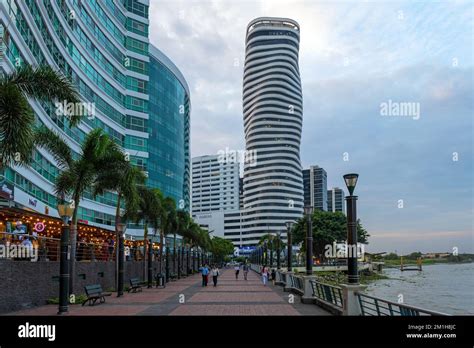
(10, 268, 331, 316)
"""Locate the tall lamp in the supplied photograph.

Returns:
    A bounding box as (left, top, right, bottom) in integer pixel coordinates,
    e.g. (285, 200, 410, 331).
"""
(303, 206, 314, 275)
(343, 173, 359, 284)
(116, 222, 126, 296)
(57, 201, 74, 314)
(285, 221, 295, 272)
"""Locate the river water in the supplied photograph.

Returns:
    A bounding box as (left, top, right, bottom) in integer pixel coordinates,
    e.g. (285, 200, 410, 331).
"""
(364, 262, 474, 315)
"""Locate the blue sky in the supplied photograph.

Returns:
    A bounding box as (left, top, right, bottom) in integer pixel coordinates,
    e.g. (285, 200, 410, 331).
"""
(149, 0, 473, 253)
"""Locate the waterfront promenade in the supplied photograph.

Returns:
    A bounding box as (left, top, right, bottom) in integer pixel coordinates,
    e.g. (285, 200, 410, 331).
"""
(9, 268, 331, 316)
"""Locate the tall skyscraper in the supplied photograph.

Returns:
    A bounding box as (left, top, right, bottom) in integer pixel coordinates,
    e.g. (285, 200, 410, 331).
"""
(191, 155, 240, 214)
(328, 187, 345, 213)
(241, 17, 304, 246)
(303, 165, 328, 211)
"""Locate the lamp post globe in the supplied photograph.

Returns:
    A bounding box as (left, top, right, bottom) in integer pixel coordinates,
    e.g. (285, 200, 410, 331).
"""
(57, 201, 73, 314)
(343, 173, 359, 284)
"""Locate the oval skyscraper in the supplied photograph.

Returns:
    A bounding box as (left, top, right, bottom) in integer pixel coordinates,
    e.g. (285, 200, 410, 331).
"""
(242, 17, 304, 246)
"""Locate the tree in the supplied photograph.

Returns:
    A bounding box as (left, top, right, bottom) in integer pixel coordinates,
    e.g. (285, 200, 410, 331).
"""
(0, 65, 79, 168)
(210, 237, 234, 263)
(292, 210, 370, 261)
(129, 187, 162, 279)
(93, 150, 146, 285)
(158, 196, 177, 278)
(35, 126, 119, 292)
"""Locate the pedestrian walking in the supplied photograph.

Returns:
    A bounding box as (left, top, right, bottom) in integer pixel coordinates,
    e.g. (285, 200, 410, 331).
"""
(200, 264, 209, 287)
(261, 265, 269, 286)
(234, 263, 240, 279)
(243, 263, 250, 280)
(211, 265, 220, 287)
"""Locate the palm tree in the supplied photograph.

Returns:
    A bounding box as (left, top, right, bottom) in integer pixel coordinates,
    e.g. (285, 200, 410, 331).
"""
(176, 210, 192, 276)
(158, 196, 176, 280)
(130, 186, 162, 279)
(0, 65, 79, 168)
(35, 126, 118, 292)
(93, 150, 146, 288)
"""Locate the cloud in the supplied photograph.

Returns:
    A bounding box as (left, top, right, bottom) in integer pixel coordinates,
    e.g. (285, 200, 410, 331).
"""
(148, 0, 473, 252)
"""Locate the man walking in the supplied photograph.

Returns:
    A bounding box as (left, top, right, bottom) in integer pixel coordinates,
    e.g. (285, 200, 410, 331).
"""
(200, 264, 209, 287)
(243, 263, 250, 280)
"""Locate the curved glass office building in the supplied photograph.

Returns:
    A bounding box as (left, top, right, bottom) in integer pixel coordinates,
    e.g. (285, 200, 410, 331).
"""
(0, 0, 190, 234)
(148, 45, 190, 211)
(242, 17, 304, 245)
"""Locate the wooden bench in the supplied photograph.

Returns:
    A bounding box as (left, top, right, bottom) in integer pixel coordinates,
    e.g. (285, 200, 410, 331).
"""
(82, 284, 111, 306)
(128, 278, 143, 293)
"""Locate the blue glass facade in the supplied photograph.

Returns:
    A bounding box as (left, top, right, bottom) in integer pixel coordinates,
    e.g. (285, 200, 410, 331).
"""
(0, 0, 190, 229)
(148, 45, 190, 211)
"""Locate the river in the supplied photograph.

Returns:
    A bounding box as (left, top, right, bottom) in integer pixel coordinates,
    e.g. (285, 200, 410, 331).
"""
(364, 262, 474, 315)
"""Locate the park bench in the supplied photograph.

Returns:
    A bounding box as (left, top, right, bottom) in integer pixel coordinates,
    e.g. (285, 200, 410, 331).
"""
(128, 278, 143, 293)
(82, 284, 111, 306)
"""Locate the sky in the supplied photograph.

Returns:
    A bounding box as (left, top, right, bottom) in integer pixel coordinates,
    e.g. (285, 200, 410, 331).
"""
(149, 0, 473, 254)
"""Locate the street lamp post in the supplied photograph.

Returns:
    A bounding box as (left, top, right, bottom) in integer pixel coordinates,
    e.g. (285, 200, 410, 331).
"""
(304, 206, 314, 275)
(263, 240, 268, 266)
(285, 221, 294, 272)
(165, 240, 170, 282)
(117, 222, 126, 297)
(344, 173, 359, 284)
(276, 232, 281, 270)
(147, 239, 153, 288)
(269, 236, 274, 267)
(57, 202, 73, 314)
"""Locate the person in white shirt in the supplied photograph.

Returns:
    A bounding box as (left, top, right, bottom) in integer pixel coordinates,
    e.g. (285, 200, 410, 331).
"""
(234, 264, 240, 280)
(211, 265, 220, 287)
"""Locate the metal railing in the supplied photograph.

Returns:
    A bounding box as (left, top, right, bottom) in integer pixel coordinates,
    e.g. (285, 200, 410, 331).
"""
(287, 273, 304, 293)
(309, 280, 344, 309)
(0, 232, 116, 262)
(357, 292, 449, 316)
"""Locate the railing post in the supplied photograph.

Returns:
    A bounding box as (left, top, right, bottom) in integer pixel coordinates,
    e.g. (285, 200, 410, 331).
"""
(340, 284, 366, 315)
(301, 275, 317, 303)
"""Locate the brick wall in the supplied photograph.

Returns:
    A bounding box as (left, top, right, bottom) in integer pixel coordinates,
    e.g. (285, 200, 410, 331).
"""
(0, 259, 179, 313)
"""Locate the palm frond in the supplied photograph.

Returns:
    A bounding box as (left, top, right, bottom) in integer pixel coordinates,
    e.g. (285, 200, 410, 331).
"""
(6, 65, 80, 106)
(0, 84, 35, 167)
(34, 126, 73, 169)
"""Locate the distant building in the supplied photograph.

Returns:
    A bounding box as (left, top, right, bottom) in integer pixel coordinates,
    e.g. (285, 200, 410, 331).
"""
(327, 187, 345, 213)
(303, 166, 328, 211)
(192, 210, 244, 247)
(191, 155, 240, 214)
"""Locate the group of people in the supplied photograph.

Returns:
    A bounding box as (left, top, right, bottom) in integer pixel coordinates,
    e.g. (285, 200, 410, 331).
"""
(199, 261, 272, 287)
(199, 264, 220, 287)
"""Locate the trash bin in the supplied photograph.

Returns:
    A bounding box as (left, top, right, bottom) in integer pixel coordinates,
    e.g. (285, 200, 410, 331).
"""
(155, 273, 166, 288)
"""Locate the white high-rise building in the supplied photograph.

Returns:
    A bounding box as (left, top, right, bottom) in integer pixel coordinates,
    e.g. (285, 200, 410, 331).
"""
(241, 17, 304, 246)
(191, 155, 240, 214)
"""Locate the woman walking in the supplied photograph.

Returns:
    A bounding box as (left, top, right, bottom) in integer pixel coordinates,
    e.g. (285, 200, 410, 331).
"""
(211, 265, 220, 287)
(261, 265, 269, 286)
